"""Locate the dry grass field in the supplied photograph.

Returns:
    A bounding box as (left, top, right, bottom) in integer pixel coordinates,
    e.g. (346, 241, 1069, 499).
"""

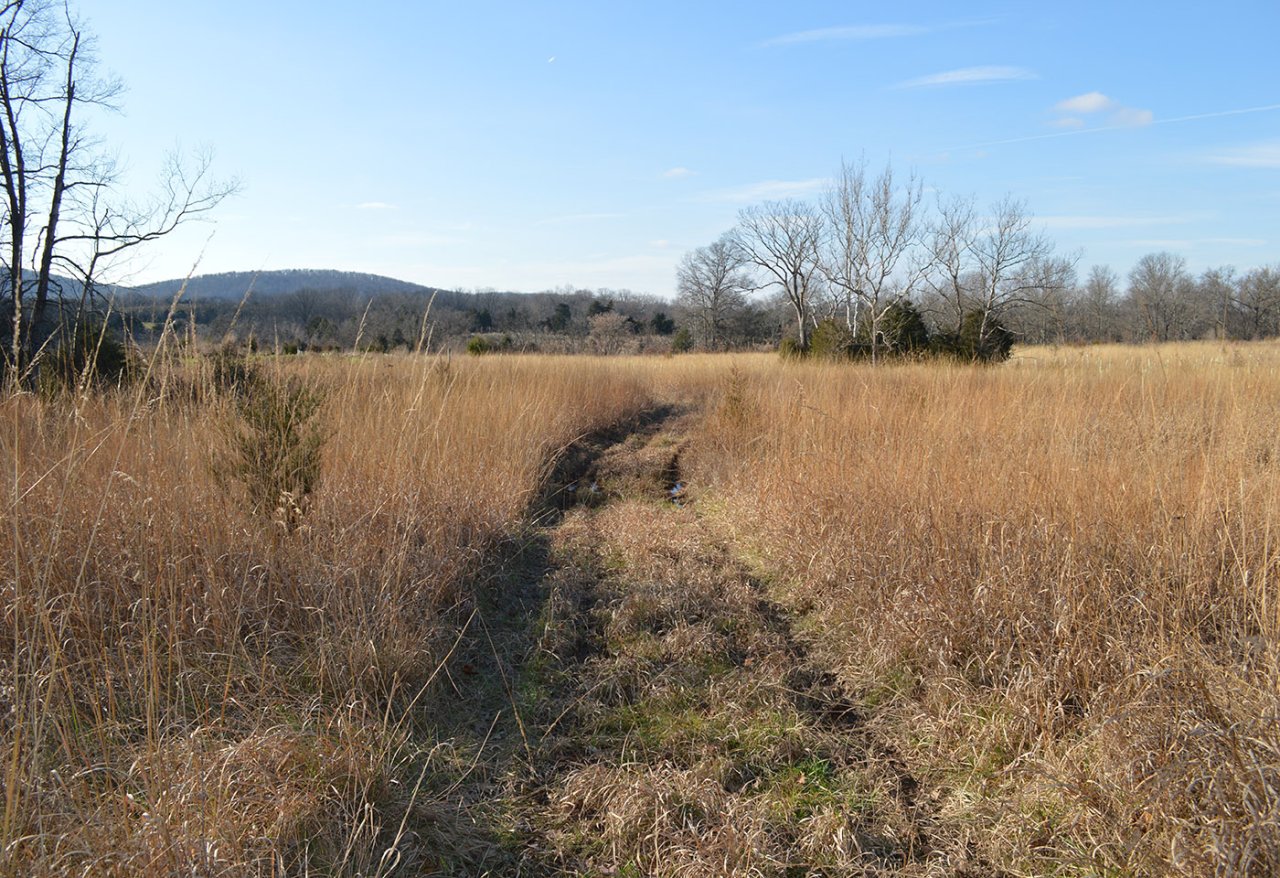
(1, 353, 651, 875)
(3, 342, 1278, 875)
(686, 344, 1280, 875)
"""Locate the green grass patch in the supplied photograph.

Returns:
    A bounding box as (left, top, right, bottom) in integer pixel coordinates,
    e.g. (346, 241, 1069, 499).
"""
(593, 688, 810, 770)
(759, 756, 880, 824)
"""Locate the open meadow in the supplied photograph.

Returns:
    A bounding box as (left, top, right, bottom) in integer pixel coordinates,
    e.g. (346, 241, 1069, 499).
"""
(3, 342, 1278, 876)
(0, 1, 1276, 874)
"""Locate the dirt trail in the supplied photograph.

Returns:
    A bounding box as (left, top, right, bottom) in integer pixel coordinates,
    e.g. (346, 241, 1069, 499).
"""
(417, 405, 991, 876)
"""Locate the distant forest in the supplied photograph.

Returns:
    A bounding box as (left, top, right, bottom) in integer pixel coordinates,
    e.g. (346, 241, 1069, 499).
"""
(108, 255, 1280, 356)
(113, 276, 729, 354)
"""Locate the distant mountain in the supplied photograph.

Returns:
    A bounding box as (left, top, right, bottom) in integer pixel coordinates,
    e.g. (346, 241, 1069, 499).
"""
(125, 269, 442, 301)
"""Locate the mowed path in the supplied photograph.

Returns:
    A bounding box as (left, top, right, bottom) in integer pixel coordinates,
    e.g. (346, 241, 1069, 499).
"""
(421, 406, 992, 877)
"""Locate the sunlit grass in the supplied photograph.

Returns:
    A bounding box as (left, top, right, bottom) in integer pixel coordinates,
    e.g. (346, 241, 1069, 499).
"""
(686, 341, 1280, 875)
(1, 351, 651, 875)
(4, 340, 1278, 875)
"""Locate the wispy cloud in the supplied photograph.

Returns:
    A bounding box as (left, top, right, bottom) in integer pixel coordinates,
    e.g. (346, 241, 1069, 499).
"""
(948, 102, 1280, 152)
(1050, 91, 1152, 129)
(896, 66, 1037, 89)
(1055, 91, 1116, 114)
(357, 201, 398, 210)
(662, 167, 695, 179)
(759, 18, 991, 48)
(760, 24, 926, 47)
(1202, 141, 1280, 168)
(694, 178, 828, 203)
(1110, 107, 1155, 127)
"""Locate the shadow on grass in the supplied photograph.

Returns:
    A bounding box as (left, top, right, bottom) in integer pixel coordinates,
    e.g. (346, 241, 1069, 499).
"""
(403, 405, 687, 874)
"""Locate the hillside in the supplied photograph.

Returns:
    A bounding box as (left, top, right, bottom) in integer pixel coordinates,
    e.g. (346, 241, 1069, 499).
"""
(126, 268, 444, 300)
(114, 269, 706, 353)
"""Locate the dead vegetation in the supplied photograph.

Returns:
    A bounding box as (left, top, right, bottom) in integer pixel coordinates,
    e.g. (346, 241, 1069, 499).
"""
(685, 343, 1280, 876)
(3, 342, 1278, 875)
(0, 352, 650, 876)
(517, 424, 988, 876)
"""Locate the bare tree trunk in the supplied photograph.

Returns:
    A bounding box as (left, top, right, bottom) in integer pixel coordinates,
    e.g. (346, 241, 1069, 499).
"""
(27, 30, 77, 371)
(734, 200, 822, 353)
(0, 8, 25, 375)
(0, 4, 234, 387)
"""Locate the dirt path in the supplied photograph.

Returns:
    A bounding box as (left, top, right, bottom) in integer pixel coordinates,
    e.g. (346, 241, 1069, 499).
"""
(415, 405, 991, 876)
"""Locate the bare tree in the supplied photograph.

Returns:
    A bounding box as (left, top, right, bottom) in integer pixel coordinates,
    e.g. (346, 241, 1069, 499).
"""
(821, 159, 927, 363)
(1077, 265, 1121, 341)
(587, 310, 633, 355)
(0, 1, 235, 382)
(1010, 278, 1072, 344)
(969, 197, 1074, 347)
(674, 235, 751, 350)
(1231, 265, 1280, 340)
(1128, 252, 1200, 342)
(1195, 265, 1237, 340)
(925, 194, 1073, 352)
(733, 199, 823, 349)
(922, 193, 978, 327)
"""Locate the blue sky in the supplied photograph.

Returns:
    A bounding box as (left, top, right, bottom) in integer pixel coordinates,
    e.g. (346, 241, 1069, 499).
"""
(76, 1, 1280, 296)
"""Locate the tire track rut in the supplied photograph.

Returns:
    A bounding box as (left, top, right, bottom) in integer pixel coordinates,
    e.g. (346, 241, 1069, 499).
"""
(420, 405, 993, 876)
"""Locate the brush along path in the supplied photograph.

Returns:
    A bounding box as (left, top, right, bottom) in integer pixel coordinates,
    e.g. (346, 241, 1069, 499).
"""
(518, 429, 994, 876)
(427, 407, 990, 876)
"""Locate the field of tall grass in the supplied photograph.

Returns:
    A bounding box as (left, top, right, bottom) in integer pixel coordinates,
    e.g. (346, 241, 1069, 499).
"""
(1, 352, 651, 875)
(687, 343, 1280, 875)
(3, 342, 1278, 875)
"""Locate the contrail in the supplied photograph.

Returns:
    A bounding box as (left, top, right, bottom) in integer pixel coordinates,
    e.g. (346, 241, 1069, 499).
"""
(1159, 103, 1280, 125)
(943, 102, 1280, 152)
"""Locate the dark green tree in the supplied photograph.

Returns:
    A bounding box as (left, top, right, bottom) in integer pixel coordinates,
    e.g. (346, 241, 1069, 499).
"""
(46, 320, 134, 390)
(649, 311, 675, 335)
(809, 319, 854, 359)
(859, 300, 930, 353)
(546, 302, 573, 332)
(936, 309, 1014, 362)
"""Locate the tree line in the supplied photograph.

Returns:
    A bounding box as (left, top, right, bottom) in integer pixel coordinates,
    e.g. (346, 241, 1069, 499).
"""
(113, 243, 1279, 363)
(5, 0, 1272, 383)
(117, 284, 707, 355)
(675, 160, 1280, 359)
(1006, 257, 1280, 345)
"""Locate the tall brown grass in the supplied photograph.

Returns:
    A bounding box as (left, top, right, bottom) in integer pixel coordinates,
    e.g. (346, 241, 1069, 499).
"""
(686, 343, 1280, 875)
(1, 352, 650, 875)
(6, 341, 1278, 875)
